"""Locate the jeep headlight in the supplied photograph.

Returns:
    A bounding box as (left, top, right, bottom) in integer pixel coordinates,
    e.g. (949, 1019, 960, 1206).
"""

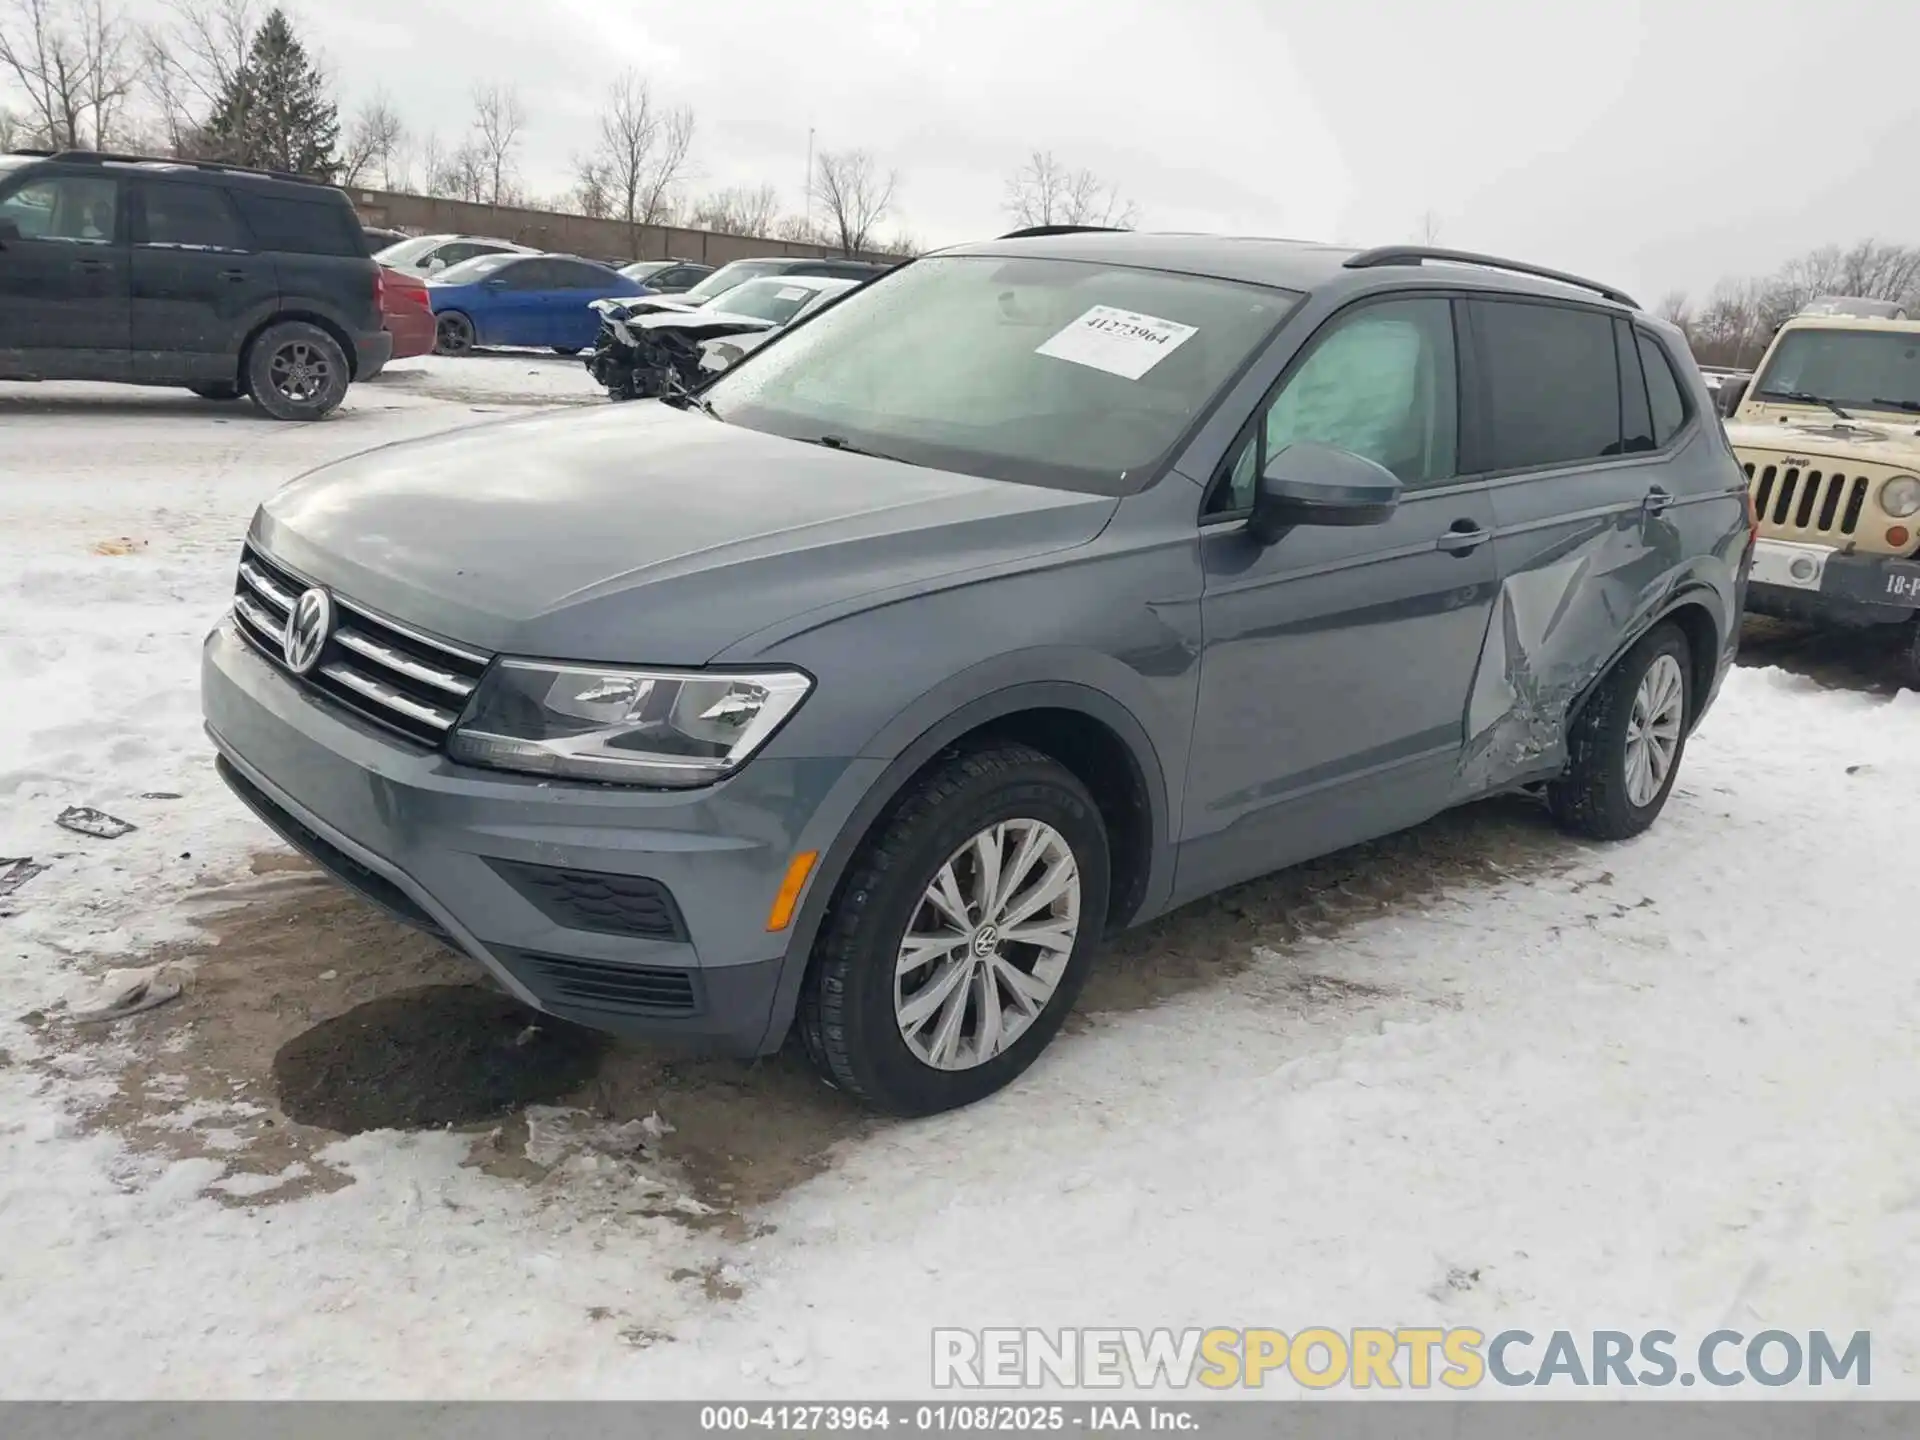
(448, 661, 811, 786)
(1880, 475, 1920, 518)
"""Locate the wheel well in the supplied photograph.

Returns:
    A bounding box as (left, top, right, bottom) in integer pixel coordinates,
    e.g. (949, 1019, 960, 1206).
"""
(1661, 601, 1720, 727)
(947, 707, 1155, 932)
(241, 311, 360, 382)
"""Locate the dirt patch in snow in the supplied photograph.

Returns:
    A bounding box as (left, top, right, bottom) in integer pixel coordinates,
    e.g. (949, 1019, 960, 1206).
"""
(1736, 615, 1905, 695)
(59, 793, 1581, 1226)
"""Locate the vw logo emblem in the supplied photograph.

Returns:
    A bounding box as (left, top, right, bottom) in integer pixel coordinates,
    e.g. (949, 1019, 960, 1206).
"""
(283, 586, 334, 675)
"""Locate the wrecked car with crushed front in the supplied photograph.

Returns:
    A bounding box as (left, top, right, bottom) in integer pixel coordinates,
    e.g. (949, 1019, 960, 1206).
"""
(200, 232, 1749, 1116)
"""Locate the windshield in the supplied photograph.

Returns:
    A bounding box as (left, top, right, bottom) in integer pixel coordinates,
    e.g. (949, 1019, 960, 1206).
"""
(681, 260, 784, 303)
(709, 278, 829, 324)
(1753, 327, 1920, 415)
(431, 252, 518, 285)
(372, 235, 444, 267)
(702, 254, 1298, 494)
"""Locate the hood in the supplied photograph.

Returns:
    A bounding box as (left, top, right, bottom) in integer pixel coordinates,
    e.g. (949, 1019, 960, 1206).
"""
(636, 308, 776, 338)
(252, 404, 1118, 665)
(1725, 414, 1920, 468)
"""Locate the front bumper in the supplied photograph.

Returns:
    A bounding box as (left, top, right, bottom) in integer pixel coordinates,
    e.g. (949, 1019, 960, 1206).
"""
(201, 619, 864, 1054)
(1745, 538, 1920, 626)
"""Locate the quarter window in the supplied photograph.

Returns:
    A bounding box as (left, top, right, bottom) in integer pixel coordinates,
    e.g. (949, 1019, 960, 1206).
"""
(1472, 299, 1623, 470)
(1637, 331, 1690, 446)
(1212, 296, 1458, 513)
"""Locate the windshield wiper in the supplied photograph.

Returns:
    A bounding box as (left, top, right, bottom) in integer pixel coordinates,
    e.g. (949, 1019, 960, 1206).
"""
(1760, 389, 1854, 421)
(805, 433, 915, 465)
(1869, 396, 1920, 413)
(658, 372, 720, 418)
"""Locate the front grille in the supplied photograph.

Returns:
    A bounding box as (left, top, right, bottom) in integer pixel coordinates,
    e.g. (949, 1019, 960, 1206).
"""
(231, 544, 491, 746)
(500, 949, 700, 1016)
(215, 756, 449, 940)
(1742, 461, 1871, 540)
(489, 860, 688, 940)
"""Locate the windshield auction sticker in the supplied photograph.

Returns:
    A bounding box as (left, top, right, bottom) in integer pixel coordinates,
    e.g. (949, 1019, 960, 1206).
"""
(1035, 305, 1198, 380)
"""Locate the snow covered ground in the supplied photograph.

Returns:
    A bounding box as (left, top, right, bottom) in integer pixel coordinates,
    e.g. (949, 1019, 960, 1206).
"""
(2, 360, 1916, 1399)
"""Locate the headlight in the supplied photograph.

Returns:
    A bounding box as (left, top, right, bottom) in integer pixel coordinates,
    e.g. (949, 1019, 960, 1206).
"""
(1880, 475, 1920, 518)
(448, 661, 812, 786)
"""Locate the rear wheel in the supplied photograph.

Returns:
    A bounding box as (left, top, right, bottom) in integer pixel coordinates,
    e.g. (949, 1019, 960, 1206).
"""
(245, 322, 349, 421)
(1548, 624, 1693, 840)
(435, 312, 475, 355)
(551, 345, 581, 356)
(797, 744, 1109, 1115)
(186, 381, 242, 401)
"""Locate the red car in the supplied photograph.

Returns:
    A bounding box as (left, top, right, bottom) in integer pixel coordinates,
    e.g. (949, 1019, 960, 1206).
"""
(378, 265, 434, 362)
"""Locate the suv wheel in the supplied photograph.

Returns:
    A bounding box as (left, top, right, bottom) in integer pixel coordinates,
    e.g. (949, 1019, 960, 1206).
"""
(246, 322, 349, 421)
(1548, 623, 1693, 840)
(798, 744, 1110, 1115)
(1899, 618, 1920, 691)
(187, 381, 242, 401)
(436, 312, 475, 355)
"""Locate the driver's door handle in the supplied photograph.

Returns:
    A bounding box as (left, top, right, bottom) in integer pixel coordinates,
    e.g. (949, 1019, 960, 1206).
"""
(1643, 486, 1674, 515)
(1436, 520, 1490, 555)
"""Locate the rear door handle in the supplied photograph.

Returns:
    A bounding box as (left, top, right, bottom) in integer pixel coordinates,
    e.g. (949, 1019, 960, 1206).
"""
(1436, 520, 1490, 555)
(220, 268, 248, 283)
(72, 258, 111, 274)
(1643, 487, 1674, 515)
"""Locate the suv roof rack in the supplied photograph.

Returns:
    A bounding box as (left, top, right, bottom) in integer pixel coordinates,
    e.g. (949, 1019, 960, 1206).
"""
(1343, 245, 1638, 309)
(16, 148, 327, 188)
(996, 224, 1131, 240)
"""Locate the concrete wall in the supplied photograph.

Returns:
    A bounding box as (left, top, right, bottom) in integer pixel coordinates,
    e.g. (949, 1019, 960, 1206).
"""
(348, 188, 899, 267)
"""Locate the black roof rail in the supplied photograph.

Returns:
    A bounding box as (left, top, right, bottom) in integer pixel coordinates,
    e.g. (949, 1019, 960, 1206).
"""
(996, 224, 1132, 240)
(33, 148, 328, 188)
(1343, 245, 1639, 309)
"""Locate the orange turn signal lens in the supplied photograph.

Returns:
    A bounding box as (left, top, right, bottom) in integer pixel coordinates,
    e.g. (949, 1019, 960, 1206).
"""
(1889, 525, 1911, 548)
(766, 850, 819, 932)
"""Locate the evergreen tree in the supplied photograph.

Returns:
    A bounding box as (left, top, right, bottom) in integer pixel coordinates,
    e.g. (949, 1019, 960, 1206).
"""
(201, 10, 340, 180)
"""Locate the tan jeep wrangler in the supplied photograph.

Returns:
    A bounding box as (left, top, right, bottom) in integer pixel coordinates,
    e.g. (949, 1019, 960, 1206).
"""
(1721, 297, 1920, 685)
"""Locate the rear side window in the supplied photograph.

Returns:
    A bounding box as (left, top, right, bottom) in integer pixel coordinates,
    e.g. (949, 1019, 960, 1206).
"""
(232, 191, 366, 257)
(1472, 299, 1622, 470)
(554, 261, 618, 289)
(136, 181, 245, 250)
(1637, 331, 1690, 446)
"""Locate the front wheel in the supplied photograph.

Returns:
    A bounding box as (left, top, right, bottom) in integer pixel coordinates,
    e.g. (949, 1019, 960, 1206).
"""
(435, 312, 475, 356)
(1548, 623, 1693, 840)
(187, 381, 242, 401)
(1899, 618, 1920, 691)
(245, 322, 349, 421)
(797, 744, 1109, 1116)
(552, 345, 582, 356)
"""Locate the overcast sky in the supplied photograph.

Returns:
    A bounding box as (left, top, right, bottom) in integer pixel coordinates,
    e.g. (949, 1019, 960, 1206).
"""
(119, 0, 1920, 304)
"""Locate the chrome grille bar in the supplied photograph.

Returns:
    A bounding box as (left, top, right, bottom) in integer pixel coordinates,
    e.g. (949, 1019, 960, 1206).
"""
(334, 629, 478, 698)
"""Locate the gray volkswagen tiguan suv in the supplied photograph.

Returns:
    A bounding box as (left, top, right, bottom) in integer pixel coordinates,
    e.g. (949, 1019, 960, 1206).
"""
(202, 232, 1753, 1114)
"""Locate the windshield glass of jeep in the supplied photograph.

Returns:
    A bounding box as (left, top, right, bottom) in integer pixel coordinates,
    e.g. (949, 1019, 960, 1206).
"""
(1753, 327, 1920, 414)
(700, 254, 1298, 494)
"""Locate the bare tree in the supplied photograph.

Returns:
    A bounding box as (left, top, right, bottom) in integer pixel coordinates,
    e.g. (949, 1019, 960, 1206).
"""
(423, 130, 488, 204)
(339, 89, 405, 190)
(1413, 209, 1442, 244)
(1003, 150, 1137, 230)
(469, 83, 525, 207)
(811, 148, 897, 256)
(0, 0, 137, 150)
(883, 226, 922, 257)
(0, 104, 16, 147)
(1655, 290, 1690, 327)
(140, 0, 255, 154)
(575, 71, 695, 244)
(774, 212, 830, 245)
(689, 183, 781, 237)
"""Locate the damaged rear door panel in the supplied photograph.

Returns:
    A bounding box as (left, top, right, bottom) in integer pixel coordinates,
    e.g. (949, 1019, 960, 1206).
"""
(1458, 299, 1743, 794)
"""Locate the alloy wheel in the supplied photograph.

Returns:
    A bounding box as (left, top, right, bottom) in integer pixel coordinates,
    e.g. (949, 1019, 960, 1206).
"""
(268, 341, 333, 404)
(1624, 652, 1685, 807)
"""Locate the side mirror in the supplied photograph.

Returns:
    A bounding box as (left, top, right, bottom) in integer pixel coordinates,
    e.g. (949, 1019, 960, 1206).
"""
(1718, 379, 1749, 418)
(1248, 442, 1402, 545)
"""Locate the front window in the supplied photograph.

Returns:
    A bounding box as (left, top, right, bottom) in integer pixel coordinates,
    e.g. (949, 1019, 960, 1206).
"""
(700, 254, 1296, 494)
(1753, 327, 1920, 415)
(0, 175, 116, 242)
(681, 260, 783, 303)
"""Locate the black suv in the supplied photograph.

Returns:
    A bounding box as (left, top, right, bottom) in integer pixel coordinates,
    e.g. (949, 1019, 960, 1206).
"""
(0, 150, 390, 420)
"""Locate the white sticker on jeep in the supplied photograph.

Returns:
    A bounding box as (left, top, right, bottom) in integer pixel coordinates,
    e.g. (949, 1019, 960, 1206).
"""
(1035, 305, 1198, 380)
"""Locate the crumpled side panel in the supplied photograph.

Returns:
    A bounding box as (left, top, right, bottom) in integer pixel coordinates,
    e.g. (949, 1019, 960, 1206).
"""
(1456, 541, 1626, 795)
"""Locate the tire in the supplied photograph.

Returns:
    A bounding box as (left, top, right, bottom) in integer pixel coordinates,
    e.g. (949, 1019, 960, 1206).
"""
(797, 744, 1110, 1116)
(435, 312, 475, 356)
(187, 381, 242, 401)
(551, 345, 582, 356)
(1548, 623, 1693, 840)
(1899, 619, 1920, 691)
(244, 322, 350, 421)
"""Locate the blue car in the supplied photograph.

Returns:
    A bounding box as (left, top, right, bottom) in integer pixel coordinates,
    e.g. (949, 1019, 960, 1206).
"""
(428, 252, 651, 355)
